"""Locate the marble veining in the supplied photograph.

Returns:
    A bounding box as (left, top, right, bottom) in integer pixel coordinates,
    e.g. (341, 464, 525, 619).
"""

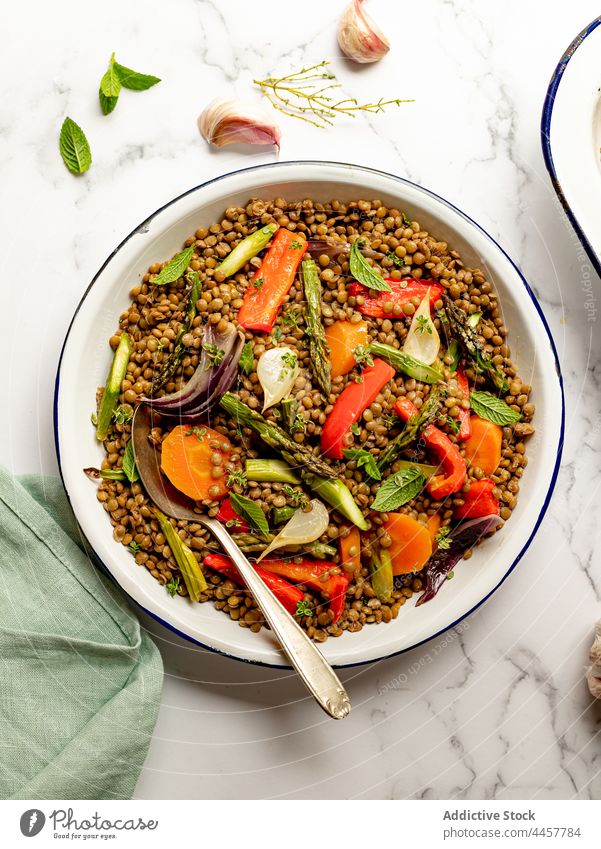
(3, 0, 601, 800)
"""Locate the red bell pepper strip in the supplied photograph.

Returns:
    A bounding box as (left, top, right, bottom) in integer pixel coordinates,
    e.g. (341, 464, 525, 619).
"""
(237, 229, 306, 332)
(216, 496, 250, 533)
(348, 278, 444, 318)
(202, 552, 304, 615)
(258, 558, 349, 623)
(456, 368, 472, 442)
(321, 357, 395, 459)
(454, 479, 499, 519)
(394, 398, 467, 500)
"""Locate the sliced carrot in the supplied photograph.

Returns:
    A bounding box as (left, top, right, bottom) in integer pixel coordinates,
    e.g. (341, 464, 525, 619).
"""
(426, 513, 442, 545)
(161, 425, 231, 502)
(383, 513, 433, 575)
(463, 415, 502, 476)
(339, 526, 362, 574)
(325, 320, 368, 378)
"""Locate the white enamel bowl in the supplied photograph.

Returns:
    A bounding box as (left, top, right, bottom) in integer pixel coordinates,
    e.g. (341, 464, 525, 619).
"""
(55, 161, 564, 668)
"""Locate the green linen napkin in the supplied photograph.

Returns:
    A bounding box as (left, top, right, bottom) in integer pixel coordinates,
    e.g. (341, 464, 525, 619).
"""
(0, 467, 163, 800)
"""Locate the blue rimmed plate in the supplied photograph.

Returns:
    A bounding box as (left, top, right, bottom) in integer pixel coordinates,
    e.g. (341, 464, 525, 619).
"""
(542, 16, 601, 277)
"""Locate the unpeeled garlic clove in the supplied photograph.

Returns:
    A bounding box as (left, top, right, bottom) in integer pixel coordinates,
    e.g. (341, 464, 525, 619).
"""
(586, 619, 601, 699)
(198, 98, 281, 149)
(337, 0, 390, 64)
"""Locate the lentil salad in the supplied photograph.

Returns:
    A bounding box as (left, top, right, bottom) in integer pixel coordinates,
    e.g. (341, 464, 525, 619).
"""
(87, 196, 535, 643)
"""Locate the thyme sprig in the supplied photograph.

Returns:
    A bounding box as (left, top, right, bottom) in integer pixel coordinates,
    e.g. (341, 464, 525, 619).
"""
(254, 61, 412, 129)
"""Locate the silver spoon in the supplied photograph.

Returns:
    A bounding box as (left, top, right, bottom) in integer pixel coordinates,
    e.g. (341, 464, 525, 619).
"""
(132, 405, 351, 720)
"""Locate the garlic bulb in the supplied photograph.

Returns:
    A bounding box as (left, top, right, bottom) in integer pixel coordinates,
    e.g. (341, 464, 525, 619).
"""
(257, 347, 300, 412)
(198, 98, 281, 149)
(256, 500, 330, 563)
(586, 619, 601, 699)
(337, 0, 390, 64)
(403, 291, 440, 365)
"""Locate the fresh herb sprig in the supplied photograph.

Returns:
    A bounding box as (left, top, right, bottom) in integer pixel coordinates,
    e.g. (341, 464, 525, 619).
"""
(354, 346, 374, 368)
(239, 341, 254, 375)
(254, 61, 412, 129)
(349, 240, 392, 292)
(228, 493, 269, 537)
(469, 391, 522, 426)
(371, 467, 426, 512)
(59, 117, 92, 174)
(343, 448, 381, 481)
(152, 246, 195, 286)
(295, 599, 313, 618)
(99, 52, 160, 115)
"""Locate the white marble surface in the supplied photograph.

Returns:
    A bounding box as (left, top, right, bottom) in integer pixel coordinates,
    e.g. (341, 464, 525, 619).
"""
(3, 0, 601, 799)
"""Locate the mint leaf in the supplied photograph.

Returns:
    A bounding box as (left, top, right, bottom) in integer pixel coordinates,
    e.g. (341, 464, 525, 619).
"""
(100, 53, 122, 98)
(371, 467, 425, 512)
(228, 493, 269, 537)
(153, 246, 195, 286)
(239, 341, 254, 375)
(99, 89, 119, 115)
(114, 61, 161, 91)
(349, 240, 391, 292)
(59, 117, 92, 174)
(122, 439, 139, 483)
(343, 448, 381, 481)
(469, 391, 521, 426)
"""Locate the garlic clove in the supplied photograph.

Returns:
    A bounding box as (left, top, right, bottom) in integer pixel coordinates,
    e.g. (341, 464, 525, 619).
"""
(198, 98, 281, 149)
(337, 0, 390, 65)
(587, 619, 601, 699)
(257, 347, 300, 412)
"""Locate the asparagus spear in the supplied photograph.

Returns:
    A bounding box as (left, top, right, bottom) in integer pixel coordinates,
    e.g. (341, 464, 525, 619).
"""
(280, 397, 299, 433)
(217, 223, 279, 279)
(219, 392, 336, 479)
(442, 294, 509, 393)
(366, 341, 442, 384)
(377, 387, 442, 473)
(207, 533, 336, 559)
(242, 455, 368, 531)
(151, 272, 202, 394)
(96, 332, 132, 441)
(301, 258, 331, 397)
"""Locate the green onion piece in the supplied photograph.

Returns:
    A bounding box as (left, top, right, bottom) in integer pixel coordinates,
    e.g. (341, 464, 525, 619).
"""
(154, 509, 207, 601)
(300, 473, 368, 531)
(96, 333, 132, 441)
(272, 505, 297, 524)
(467, 312, 482, 328)
(218, 223, 279, 278)
(245, 459, 301, 484)
(366, 342, 442, 384)
(371, 546, 394, 602)
(83, 467, 127, 481)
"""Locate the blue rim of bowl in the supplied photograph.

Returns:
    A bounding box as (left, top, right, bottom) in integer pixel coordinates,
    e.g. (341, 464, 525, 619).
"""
(54, 160, 565, 669)
(541, 15, 601, 279)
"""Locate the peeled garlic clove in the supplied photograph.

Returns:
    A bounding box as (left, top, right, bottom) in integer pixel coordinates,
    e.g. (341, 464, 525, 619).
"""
(198, 98, 281, 149)
(256, 499, 330, 563)
(337, 0, 390, 64)
(403, 291, 441, 365)
(257, 347, 300, 412)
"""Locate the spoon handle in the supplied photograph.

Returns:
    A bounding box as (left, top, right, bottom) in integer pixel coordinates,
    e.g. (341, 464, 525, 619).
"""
(202, 517, 351, 720)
